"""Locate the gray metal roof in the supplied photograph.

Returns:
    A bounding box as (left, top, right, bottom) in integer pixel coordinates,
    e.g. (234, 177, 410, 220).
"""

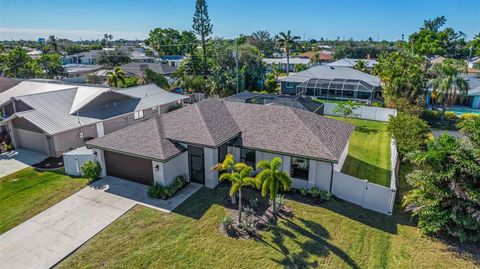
(327, 58, 378, 68)
(119, 62, 176, 76)
(88, 99, 354, 162)
(280, 65, 381, 87)
(2, 81, 187, 135)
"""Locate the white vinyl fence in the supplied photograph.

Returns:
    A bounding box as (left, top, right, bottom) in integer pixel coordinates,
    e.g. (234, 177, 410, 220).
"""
(323, 103, 397, 122)
(331, 139, 399, 215)
(63, 146, 95, 176)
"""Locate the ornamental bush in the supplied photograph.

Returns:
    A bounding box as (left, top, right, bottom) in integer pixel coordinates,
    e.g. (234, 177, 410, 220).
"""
(387, 112, 431, 156)
(81, 161, 102, 181)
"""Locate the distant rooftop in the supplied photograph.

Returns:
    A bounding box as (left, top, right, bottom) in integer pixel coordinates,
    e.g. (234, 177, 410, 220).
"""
(263, 58, 311, 65)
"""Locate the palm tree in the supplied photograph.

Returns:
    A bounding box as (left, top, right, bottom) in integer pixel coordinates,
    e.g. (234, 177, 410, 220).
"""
(353, 59, 367, 72)
(271, 63, 282, 80)
(219, 166, 256, 223)
(249, 30, 272, 56)
(275, 31, 301, 75)
(311, 52, 322, 66)
(107, 67, 126, 88)
(429, 59, 468, 119)
(255, 157, 292, 214)
(212, 153, 247, 204)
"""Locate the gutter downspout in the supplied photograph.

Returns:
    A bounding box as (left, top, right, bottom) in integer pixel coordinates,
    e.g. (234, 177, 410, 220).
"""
(329, 163, 334, 193)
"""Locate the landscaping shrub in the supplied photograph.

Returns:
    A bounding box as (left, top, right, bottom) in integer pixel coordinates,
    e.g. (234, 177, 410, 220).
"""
(444, 111, 458, 120)
(388, 112, 431, 156)
(299, 188, 308, 196)
(147, 175, 187, 199)
(221, 215, 233, 228)
(319, 190, 332, 201)
(273, 194, 285, 209)
(309, 187, 321, 198)
(248, 198, 258, 209)
(81, 161, 101, 181)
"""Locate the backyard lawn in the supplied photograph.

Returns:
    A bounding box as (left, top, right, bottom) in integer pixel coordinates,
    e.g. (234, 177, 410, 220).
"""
(0, 168, 89, 234)
(331, 116, 392, 187)
(58, 183, 479, 269)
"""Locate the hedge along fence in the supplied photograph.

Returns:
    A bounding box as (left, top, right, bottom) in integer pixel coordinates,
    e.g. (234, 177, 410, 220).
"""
(323, 103, 397, 122)
(331, 139, 399, 215)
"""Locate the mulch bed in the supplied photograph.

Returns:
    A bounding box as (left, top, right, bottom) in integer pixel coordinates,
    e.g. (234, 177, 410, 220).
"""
(219, 194, 293, 240)
(33, 157, 64, 169)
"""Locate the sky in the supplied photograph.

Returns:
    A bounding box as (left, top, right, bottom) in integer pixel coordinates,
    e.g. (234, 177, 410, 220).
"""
(0, 0, 479, 41)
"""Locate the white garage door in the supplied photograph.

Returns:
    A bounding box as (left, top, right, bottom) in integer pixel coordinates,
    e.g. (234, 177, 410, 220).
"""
(17, 128, 47, 154)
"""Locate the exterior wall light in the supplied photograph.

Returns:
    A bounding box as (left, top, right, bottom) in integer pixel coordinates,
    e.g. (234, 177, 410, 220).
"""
(155, 164, 159, 171)
(93, 151, 98, 157)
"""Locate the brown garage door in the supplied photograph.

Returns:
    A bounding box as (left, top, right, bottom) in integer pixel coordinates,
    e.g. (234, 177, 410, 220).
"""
(104, 151, 153, 185)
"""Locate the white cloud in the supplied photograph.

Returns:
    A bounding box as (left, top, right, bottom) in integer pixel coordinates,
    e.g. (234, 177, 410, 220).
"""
(0, 27, 148, 40)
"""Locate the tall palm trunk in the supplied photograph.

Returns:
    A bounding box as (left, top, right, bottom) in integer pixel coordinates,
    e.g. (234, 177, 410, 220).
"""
(272, 197, 277, 215)
(286, 45, 290, 76)
(238, 188, 242, 223)
(231, 194, 236, 205)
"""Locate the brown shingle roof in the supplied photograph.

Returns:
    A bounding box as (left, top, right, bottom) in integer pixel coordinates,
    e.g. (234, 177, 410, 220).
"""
(87, 117, 186, 161)
(87, 99, 354, 162)
(0, 77, 20, 93)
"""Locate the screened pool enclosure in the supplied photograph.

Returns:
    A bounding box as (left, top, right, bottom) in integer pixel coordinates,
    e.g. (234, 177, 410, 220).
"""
(295, 78, 380, 103)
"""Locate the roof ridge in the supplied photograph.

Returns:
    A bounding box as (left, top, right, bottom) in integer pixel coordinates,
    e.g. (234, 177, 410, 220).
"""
(15, 85, 78, 99)
(289, 107, 336, 160)
(196, 100, 222, 145)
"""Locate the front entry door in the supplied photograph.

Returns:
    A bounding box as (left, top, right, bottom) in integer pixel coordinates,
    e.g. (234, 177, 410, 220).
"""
(188, 146, 205, 184)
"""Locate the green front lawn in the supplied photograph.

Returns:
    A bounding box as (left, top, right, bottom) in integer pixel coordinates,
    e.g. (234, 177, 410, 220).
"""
(0, 168, 89, 234)
(57, 184, 478, 268)
(331, 116, 392, 187)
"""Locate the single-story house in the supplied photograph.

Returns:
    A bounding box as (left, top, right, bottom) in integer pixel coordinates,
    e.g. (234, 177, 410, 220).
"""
(263, 57, 311, 73)
(86, 99, 354, 190)
(62, 64, 103, 83)
(279, 65, 381, 104)
(467, 77, 480, 109)
(224, 91, 324, 114)
(119, 62, 176, 77)
(327, 58, 377, 69)
(297, 51, 333, 63)
(159, 55, 185, 68)
(130, 51, 155, 63)
(0, 81, 188, 156)
(62, 50, 102, 65)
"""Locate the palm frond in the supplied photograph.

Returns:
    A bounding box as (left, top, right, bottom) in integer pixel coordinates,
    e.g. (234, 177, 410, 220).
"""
(256, 160, 270, 170)
(219, 173, 232, 182)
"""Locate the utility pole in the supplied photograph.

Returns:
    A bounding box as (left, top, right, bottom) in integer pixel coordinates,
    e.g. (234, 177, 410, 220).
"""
(235, 39, 239, 94)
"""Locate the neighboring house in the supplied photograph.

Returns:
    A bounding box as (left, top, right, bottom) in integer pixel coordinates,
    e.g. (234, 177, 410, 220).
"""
(120, 62, 176, 77)
(224, 91, 324, 114)
(468, 57, 480, 69)
(297, 51, 333, 63)
(467, 77, 480, 109)
(159, 55, 185, 68)
(26, 49, 43, 59)
(62, 50, 102, 65)
(130, 51, 155, 63)
(0, 81, 188, 156)
(428, 55, 447, 65)
(62, 64, 103, 83)
(327, 58, 378, 69)
(279, 65, 381, 104)
(263, 57, 311, 73)
(86, 99, 353, 190)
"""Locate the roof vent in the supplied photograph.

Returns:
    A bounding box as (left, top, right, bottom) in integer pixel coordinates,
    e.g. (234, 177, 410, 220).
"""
(330, 66, 335, 70)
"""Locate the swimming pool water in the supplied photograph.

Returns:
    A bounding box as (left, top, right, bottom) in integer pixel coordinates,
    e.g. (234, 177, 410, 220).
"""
(446, 107, 480, 115)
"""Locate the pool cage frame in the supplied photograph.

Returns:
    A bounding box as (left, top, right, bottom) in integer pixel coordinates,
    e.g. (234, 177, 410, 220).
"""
(295, 78, 379, 104)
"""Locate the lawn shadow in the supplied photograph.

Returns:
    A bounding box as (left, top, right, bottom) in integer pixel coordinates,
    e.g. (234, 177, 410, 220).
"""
(354, 125, 380, 134)
(258, 215, 360, 269)
(342, 156, 391, 187)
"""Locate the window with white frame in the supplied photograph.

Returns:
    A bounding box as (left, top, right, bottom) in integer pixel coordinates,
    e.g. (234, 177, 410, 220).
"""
(290, 157, 309, 180)
(134, 110, 144, 120)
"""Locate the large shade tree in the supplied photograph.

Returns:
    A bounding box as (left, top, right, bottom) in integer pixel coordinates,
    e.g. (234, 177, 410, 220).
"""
(275, 31, 300, 75)
(373, 51, 428, 111)
(255, 157, 292, 214)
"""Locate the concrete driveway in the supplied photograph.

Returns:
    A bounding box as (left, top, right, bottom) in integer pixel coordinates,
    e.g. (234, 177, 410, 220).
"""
(0, 149, 47, 177)
(0, 176, 201, 269)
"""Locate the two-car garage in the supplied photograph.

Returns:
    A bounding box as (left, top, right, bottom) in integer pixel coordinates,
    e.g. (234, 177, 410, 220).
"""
(104, 151, 154, 185)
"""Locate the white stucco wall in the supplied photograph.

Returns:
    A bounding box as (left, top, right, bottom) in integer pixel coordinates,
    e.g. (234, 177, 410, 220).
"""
(92, 148, 107, 177)
(333, 143, 349, 172)
(204, 147, 219, 189)
(152, 152, 189, 186)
